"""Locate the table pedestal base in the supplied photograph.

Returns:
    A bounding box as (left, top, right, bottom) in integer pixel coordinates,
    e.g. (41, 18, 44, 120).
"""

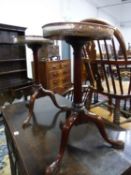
(45, 108, 124, 175)
(23, 84, 70, 127)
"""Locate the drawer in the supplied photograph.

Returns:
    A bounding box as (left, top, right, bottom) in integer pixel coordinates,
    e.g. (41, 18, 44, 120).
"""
(50, 82, 71, 94)
(61, 67, 70, 75)
(38, 60, 71, 94)
(61, 61, 70, 69)
(52, 86, 65, 94)
(48, 78, 60, 89)
(47, 62, 61, 71)
(61, 76, 71, 84)
(48, 69, 70, 79)
(63, 83, 72, 90)
(48, 70, 62, 79)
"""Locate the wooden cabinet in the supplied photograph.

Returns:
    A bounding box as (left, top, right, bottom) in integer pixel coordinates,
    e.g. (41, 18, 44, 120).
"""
(0, 24, 33, 105)
(37, 60, 71, 94)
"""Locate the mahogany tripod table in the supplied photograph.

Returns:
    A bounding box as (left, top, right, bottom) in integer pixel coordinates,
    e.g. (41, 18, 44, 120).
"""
(42, 22, 125, 174)
(14, 35, 70, 126)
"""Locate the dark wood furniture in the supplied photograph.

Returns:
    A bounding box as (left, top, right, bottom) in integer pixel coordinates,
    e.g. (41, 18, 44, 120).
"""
(122, 166, 131, 175)
(2, 95, 92, 175)
(0, 24, 33, 105)
(63, 84, 90, 106)
(2, 95, 131, 175)
(82, 19, 131, 125)
(42, 21, 124, 174)
(14, 36, 69, 127)
(37, 59, 71, 94)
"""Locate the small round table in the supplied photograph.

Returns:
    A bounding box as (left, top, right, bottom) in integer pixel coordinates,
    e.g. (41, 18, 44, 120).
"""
(14, 35, 69, 126)
(42, 22, 124, 175)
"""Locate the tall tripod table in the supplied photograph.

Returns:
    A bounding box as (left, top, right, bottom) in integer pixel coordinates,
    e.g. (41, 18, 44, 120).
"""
(42, 22, 125, 174)
(14, 35, 69, 126)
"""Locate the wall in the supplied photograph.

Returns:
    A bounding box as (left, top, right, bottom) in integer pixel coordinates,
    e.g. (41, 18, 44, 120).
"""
(121, 27, 131, 49)
(61, 0, 97, 21)
(97, 3, 131, 50)
(0, 0, 64, 34)
(97, 10, 119, 26)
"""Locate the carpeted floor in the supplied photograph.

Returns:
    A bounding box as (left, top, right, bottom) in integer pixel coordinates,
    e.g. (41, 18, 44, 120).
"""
(0, 124, 10, 175)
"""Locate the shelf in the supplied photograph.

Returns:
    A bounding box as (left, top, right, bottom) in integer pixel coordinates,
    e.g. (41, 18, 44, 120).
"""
(0, 58, 26, 62)
(0, 23, 30, 95)
(0, 78, 33, 91)
(0, 69, 27, 76)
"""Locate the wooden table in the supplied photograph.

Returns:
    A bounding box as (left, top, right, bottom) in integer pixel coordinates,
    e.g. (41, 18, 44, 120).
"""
(13, 36, 68, 126)
(2, 95, 131, 175)
(42, 21, 124, 174)
(2, 94, 92, 175)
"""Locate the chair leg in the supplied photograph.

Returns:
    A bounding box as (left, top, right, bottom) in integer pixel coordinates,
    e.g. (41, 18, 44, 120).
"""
(113, 99, 120, 125)
(123, 99, 127, 111)
(129, 99, 131, 112)
(86, 89, 93, 110)
(93, 92, 99, 103)
(108, 97, 113, 116)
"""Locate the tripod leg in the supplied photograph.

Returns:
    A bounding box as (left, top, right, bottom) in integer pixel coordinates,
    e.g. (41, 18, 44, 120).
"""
(83, 111, 124, 149)
(41, 87, 71, 111)
(23, 88, 40, 127)
(23, 86, 71, 128)
(45, 113, 77, 175)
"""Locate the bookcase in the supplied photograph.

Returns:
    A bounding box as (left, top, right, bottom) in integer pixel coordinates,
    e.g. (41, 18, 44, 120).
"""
(0, 23, 33, 105)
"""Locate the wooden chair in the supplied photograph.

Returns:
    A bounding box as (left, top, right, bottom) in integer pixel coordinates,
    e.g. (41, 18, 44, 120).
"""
(62, 84, 90, 108)
(82, 19, 131, 125)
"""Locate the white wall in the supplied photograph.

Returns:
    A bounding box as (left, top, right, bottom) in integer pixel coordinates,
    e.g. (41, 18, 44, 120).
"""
(97, 4, 131, 50)
(0, 0, 64, 34)
(120, 27, 131, 49)
(97, 10, 119, 26)
(0, 0, 118, 78)
(60, 0, 97, 21)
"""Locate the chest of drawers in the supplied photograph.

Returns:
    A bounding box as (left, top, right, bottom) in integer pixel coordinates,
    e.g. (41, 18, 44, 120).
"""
(37, 60, 71, 94)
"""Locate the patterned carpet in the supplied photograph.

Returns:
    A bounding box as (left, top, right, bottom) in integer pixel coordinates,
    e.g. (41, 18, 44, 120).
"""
(0, 124, 11, 175)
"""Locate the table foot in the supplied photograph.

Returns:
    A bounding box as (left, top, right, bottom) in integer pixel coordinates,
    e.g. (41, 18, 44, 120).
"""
(45, 157, 61, 175)
(23, 85, 71, 128)
(46, 110, 124, 174)
(84, 111, 124, 149)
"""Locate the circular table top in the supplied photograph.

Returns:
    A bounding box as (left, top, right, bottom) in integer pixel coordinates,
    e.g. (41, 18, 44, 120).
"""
(42, 22, 114, 40)
(13, 35, 53, 45)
